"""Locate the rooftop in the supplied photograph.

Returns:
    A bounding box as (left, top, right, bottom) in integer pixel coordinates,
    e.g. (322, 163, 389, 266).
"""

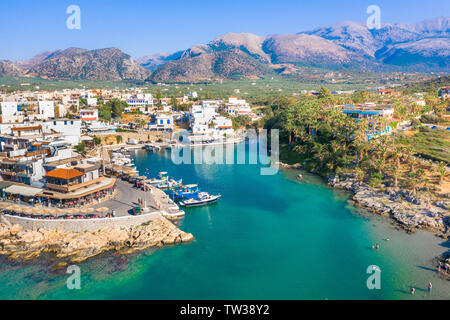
(46, 168, 84, 180)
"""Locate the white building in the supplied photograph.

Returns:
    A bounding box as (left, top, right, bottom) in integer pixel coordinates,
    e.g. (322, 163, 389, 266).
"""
(187, 105, 234, 143)
(0, 102, 23, 123)
(38, 101, 55, 119)
(80, 109, 99, 122)
(86, 98, 98, 107)
(0, 102, 19, 117)
(125, 94, 153, 113)
(225, 97, 252, 116)
(149, 114, 174, 132)
(43, 119, 82, 145)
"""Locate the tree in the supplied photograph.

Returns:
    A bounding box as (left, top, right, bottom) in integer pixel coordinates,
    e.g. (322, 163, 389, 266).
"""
(318, 86, 332, 100)
(171, 96, 178, 110)
(155, 89, 162, 106)
(74, 142, 86, 155)
(93, 136, 101, 146)
(116, 135, 123, 144)
(407, 168, 425, 196)
(391, 165, 400, 188)
(107, 99, 128, 119)
(98, 106, 112, 122)
(437, 162, 446, 185)
(232, 116, 251, 129)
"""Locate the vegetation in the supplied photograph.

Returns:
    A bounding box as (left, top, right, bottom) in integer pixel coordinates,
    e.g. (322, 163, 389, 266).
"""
(265, 98, 359, 175)
(116, 128, 138, 133)
(395, 127, 450, 163)
(264, 90, 448, 197)
(93, 136, 102, 146)
(74, 142, 86, 155)
(232, 115, 251, 129)
(96, 98, 129, 122)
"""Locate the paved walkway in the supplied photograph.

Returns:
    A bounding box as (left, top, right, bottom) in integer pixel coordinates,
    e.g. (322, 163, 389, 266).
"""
(91, 179, 181, 217)
(91, 180, 153, 216)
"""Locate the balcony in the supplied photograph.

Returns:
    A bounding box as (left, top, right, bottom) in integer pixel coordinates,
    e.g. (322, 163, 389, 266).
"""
(46, 177, 104, 193)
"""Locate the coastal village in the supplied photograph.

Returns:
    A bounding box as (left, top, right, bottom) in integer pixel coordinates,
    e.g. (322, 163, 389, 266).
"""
(0, 83, 448, 273)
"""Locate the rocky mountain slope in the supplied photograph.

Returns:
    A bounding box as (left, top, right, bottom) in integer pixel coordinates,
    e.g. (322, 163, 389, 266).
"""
(146, 17, 449, 82)
(1, 17, 448, 82)
(303, 17, 449, 69)
(0, 60, 25, 77)
(25, 48, 149, 81)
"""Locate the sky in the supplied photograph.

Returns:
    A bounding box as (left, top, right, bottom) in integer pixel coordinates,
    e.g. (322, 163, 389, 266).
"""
(0, 0, 448, 61)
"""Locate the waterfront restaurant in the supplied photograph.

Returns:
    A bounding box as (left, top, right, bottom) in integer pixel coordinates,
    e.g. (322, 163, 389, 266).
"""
(42, 166, 116, 207)
(0, 166, 117, 208)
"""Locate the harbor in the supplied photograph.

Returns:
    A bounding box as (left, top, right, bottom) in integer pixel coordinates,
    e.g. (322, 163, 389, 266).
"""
(2, 144, 448, 300)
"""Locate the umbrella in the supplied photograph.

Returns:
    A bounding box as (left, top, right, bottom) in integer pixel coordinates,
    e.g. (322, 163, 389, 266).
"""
(55, 208, 65, 217)
(22, 207, 33, 215)
(79, 207, 92, 215)
(96, 207, 109, 216)
(86, 208, 95, 214)
(45, 208, 58, 216)
(32, 207, 46, 216)
(67, 208, 79, 215)
(0, 202, 9, 208)
(137, 176, 147, 180)
(12, 205, 24, 212)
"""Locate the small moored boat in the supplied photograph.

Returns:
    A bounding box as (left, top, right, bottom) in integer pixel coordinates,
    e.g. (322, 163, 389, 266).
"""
(179, 192, 221, 207)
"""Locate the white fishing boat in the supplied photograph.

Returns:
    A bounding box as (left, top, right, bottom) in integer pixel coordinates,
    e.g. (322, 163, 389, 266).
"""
(179, 192, 221, 207)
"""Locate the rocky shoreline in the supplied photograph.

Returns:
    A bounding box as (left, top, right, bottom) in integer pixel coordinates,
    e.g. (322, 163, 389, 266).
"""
(328, 175, 449, 237)
(0, 216, 194, 264)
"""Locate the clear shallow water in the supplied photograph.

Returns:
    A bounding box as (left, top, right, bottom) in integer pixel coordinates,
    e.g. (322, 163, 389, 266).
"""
(1, 145, 449, 300)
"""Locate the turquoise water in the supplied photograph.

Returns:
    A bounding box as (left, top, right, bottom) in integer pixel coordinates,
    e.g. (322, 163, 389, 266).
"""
(0, 145, 449, 300)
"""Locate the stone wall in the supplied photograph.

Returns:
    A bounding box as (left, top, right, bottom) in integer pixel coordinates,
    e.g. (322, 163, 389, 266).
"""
(1, 212, 161, 232)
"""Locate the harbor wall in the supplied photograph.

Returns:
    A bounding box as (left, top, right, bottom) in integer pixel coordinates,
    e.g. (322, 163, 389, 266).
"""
(1, 212, 161, 232)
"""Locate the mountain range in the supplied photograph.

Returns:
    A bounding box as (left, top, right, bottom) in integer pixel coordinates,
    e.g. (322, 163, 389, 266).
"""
(1, 17, 448, 82)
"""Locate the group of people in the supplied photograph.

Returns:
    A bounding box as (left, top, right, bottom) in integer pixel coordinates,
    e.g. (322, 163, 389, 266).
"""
(410, 282, 433, 295)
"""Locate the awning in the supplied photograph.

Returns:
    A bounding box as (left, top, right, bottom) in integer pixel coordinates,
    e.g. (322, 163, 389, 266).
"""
(0, 181, 14, 190)
(3, 185, 43, 197)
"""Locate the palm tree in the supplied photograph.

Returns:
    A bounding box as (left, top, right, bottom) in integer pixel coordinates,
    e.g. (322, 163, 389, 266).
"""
(407, 168, 425, 196)
(437, 162, 446, 185)
(391, 165, 400, 188)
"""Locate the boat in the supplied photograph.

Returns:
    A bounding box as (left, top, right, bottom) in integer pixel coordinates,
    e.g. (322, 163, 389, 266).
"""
(179, 192, 221, 207)
(143, 145, 161, 152)
(168, 184, 200, 200)
(147, 172, 169, 185)
(157, 178, 183, 190)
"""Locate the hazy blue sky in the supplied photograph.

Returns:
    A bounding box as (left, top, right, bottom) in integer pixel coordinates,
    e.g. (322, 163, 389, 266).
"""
(0, 0, 448, 60)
